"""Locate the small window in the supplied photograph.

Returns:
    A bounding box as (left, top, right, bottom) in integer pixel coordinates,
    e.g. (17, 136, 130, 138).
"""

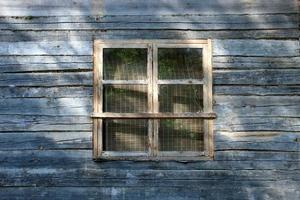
(92, 40, 215, 161)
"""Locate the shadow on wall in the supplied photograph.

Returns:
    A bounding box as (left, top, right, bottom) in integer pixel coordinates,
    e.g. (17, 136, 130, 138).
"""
(0, 0, 299, 199)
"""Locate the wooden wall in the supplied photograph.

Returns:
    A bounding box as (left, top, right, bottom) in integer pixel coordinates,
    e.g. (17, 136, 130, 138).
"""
(0, 0, 299, 199)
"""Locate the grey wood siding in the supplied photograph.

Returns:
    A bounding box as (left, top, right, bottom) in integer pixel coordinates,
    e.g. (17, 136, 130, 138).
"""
(0, 0, 299, 199)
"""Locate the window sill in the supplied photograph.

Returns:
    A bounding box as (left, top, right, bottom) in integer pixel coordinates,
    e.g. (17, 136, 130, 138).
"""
(93, 155, 213, 162)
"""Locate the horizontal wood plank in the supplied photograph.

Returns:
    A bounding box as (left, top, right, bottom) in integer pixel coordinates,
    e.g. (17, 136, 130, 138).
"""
(0, 87, 92, 98)
(0, 168, 298, 187)
(0, 132, 91, 150)
(215, 96, 300, 117)
(0, 186, 298, 200)
(215, 117, 300, 132)
(214, 69, 300, 85)
(214, 85, 300, 96)
(158, 79, 203, 85)
(1, 30, 298, 42)
(0, 97, 92, 116)
(0, 40, 298, 56)
(0, 72, 92, 86)
(0, 69, 299, 86)
(1, 85, 299, 99)
(0, 41, 92, 55)
(213, 40, 299, 56)
(0, 96, 299, 118)
(214, 56, 300, 69)
(0, 0, 297, 16)
(0, 14, 297, 31)
(0, 115, 91, 132)
(0, 150, 298, 170)
(91, 112, 217, 119)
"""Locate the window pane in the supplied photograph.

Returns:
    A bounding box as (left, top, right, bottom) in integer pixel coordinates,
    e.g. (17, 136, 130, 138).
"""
(103, 85, 148, 152)
(159, 85, 203, 113)
(158, 48, 203, 79)
(104, 85, 148, 113)
(159, 119, 204, 151)
(103, 48, 147, 80)
(104, 119, 148, 151)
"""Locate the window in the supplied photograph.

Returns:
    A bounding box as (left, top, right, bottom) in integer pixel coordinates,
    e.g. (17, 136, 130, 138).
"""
(92, 40, 215, 161)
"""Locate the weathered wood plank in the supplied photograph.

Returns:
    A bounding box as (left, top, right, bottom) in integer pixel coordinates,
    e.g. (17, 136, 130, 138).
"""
(215, 96, 300, 117)
(0, 0, 297, 16)
(0, 40, 298, 56)
(0, 41, 92, 55)
(0, 14, 297, 31)
(0, 169, 299, 187)
(214, 86, 300, 96)
(1, 14, 298, 24)
(215, 131, 300, 151)
(0, 97, 92, 116)
(0, 186, 298, 200)
(0, 63, 91, 73)
(0, 0, 97, 16)
(1, 40, 298, 56)
(0, 87, 92, 98)
(0, 55, 91, 65)
(0, 115, 91, 132)
(0, 69, 299, 86)
(0, 85, 300, 98)
(0, 131, 298, 151)
(91, 112, 216, 119)
(0, 96, 299, 117)
(0, 167, 299, 183)
(0, 166, 299, 188)
(214, 56, 300, 69)
(1, 85, 299, 99)
(0, 72, 92, 86)
(0, 132, 91, 150)
(100, 0, 299, 15)
(2, 85, 299, 99)
(1, 30, 298, 42)
(214, 39, 299, 56)
(216, 131, 300, 142)
(214, 69, 300, 85)
(216, 141, 299, 151)
(0, 150, 298, 170)
(215, 117, 300, 132)
(214, 151, 300, 161)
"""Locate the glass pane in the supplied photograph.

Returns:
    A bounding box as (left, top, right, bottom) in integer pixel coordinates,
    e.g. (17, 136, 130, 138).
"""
(103, 48, 147, 80)
(104, 85, 148, 113)
(159, 119, 204, 151)
(158, 48, 203, 79)
(159, 85, 203, 113)
(104, 119, 148, 151)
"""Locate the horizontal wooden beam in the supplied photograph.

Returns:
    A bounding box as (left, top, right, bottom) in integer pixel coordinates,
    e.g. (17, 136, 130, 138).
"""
(158, 79, 203, 85)
(102, 80, 148, 85)
(91, 112, 217, 119)
(95, 39, 209, 45)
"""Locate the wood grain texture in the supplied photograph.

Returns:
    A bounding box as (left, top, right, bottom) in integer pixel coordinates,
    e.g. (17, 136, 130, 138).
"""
(0, 14, 297, 31)
(92, 112, 217, 119)
(0, 0, 297, 16)
(0, 40, 298, 56)
(0, 186, 298, 200)
(0, 0, 299, 198)
(1, 30, 298, 42)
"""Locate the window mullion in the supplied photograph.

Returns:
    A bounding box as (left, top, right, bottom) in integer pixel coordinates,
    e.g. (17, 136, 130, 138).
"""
(147, 44, 155, 157)
(203, 39, 214, 158)
(93, 44, 103, 158)
(152, 44, 159, 157)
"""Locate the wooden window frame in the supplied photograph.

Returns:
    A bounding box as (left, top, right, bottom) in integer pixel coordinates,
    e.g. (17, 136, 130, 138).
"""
(92, 39, 215, 161)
